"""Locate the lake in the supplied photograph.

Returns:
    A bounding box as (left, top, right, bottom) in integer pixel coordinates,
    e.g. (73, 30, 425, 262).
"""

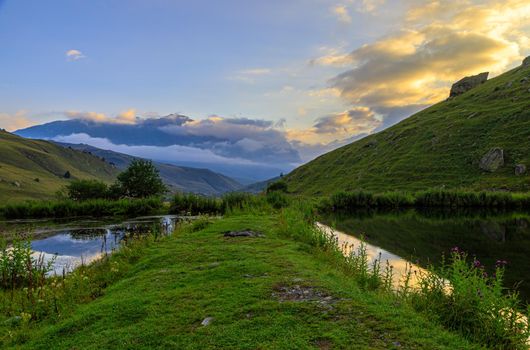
(0, 215, 190, 275)
(321, 209, 530, 304)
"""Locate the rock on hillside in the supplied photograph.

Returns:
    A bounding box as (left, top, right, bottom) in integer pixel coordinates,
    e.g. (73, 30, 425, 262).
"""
(449, 72, 489, 97)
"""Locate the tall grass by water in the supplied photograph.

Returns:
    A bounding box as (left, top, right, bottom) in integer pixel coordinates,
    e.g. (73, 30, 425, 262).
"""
(169, 191, 290, 215)
(279, 202, 530, 349)
(0, 197, 163, 219)
(325, 190, 530, 212)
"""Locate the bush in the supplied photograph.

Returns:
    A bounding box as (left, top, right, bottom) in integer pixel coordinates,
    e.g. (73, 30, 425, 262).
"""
(66, 179, 109, 201)
(266, 180, 288, 194)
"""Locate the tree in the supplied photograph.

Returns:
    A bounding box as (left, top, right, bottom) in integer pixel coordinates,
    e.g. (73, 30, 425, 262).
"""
(66, 179, 109, 201)
(115, 159, 166, 198)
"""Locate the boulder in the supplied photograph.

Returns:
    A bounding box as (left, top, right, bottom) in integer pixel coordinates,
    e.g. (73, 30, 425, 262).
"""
(523, 56, 530, 67)
(515, 164, 527, 176)
(449, 72, 489, 97)
(479, 148, 504, 172)
(11, 181, 21, 187)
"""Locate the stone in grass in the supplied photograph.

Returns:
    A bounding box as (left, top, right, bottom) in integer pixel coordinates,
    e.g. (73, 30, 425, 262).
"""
(515, 164, 527, 176)
(201, 317, 214, 326)
(479, 148, 504, 172)
(223, 230, 264, 238)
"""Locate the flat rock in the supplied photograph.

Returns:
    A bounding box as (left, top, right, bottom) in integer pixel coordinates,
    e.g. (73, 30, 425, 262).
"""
(479, 148, 504, 172)
(449, 72, 488, 97)
(223, 230, 264, 238)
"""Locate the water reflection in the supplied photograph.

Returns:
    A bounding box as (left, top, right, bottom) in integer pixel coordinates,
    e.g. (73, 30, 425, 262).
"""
(0, 215, 188, 275)
(321, 209, 530, 303)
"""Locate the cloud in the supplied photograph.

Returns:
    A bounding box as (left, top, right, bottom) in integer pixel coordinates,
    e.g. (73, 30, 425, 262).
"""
(65, 49, 85, 61)
(239, 68, 271, 75)
(0, 111, 36, 131)
(286, 107, 381, 146)
(331, 5, 352, 23)
(65, 109, 137, 124)
(326, 0, 530, 129)
(353, 0, 385, 13)
(228, 68, 272, 83)
(52, 133, 256, 165)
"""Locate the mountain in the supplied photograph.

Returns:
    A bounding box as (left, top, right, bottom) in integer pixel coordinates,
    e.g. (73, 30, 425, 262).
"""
(0, 131, 118, 203)
(286, 59, 530, 195)
(57, 143, 242, 196)
(14, 113, 298, 181)
(240, 176, 281, 194)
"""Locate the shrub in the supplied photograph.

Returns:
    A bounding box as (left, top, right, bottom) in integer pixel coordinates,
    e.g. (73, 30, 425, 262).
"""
(65, 179, 109, 201)
(266, 180, 288, 194)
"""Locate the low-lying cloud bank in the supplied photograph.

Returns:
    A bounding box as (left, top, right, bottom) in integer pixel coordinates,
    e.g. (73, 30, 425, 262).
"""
(17, 112, 358, 168)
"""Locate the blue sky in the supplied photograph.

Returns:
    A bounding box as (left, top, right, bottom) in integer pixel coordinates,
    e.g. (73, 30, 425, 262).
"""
(2, 0, 530, 166)
(0, 0, 389, 125)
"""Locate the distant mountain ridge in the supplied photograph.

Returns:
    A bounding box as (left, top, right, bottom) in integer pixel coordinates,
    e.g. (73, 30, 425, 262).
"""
(286, 58, 530, 195)
(0, 131, 118, 203)
(15, 114, 294, 183)
(57, 143, 242, 196)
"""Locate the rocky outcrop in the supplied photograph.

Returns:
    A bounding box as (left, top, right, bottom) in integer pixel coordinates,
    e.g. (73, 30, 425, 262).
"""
(523, 56, 530, 67)
(449, 72, 489, 97)
(479, 148, 504, 172)
(515, 164, 527, 176)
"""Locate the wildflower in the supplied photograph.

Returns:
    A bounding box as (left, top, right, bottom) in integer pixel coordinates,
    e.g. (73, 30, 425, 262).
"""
(473, 259, 481, 268)
(495, 260, 508, 268)
(451, 246, 460, 253)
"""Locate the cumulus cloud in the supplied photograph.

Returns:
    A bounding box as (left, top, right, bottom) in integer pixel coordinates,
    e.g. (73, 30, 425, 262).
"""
(0, 111, 35, 131)
(286, 107, 380, 146)
(65, 49, 85, 61)
(161, 116, 301, 164)
(320, 0, 530, 129)
(65, 109, 138, 124)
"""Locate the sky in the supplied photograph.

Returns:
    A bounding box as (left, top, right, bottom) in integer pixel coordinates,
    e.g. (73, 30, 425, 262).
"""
(1, 0, 530, 168)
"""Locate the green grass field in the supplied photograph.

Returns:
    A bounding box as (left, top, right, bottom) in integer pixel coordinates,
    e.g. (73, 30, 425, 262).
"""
(286, 62, 530, 195)
(0, 131, 118, 203)
(1, 213, 484, 349)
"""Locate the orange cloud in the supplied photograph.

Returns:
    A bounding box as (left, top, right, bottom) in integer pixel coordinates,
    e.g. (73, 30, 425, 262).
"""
(0, 111, 36, 131)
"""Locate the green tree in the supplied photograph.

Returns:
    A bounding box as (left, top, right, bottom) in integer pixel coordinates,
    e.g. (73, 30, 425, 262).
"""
(115, 159, 166, 198)
(66, 179, 109, 201)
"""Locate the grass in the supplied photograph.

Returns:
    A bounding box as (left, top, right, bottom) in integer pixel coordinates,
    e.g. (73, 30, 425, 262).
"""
(0, 197, 164, 219)
(286, 62, 530, 195)
(0, 130, 118, 204)
(0, 207, 486, 349)
(323, 190, 530, 211)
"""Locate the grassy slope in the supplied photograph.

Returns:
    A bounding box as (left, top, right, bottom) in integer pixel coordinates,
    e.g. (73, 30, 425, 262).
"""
(0, 131, 118, 203)
(14, 214, 482, 349)
(287, 64, 530, 195)
(58, 143, 242, 195)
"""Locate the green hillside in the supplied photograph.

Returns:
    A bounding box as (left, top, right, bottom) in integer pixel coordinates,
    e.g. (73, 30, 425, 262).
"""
(58, 143, 242, 196)
(287, 61, 530, 195)
(0, 131, 118, 203)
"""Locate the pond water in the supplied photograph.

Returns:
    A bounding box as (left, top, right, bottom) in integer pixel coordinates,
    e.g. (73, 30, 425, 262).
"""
(0, 215, 190, 275)
(321, 209, 530, 304)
